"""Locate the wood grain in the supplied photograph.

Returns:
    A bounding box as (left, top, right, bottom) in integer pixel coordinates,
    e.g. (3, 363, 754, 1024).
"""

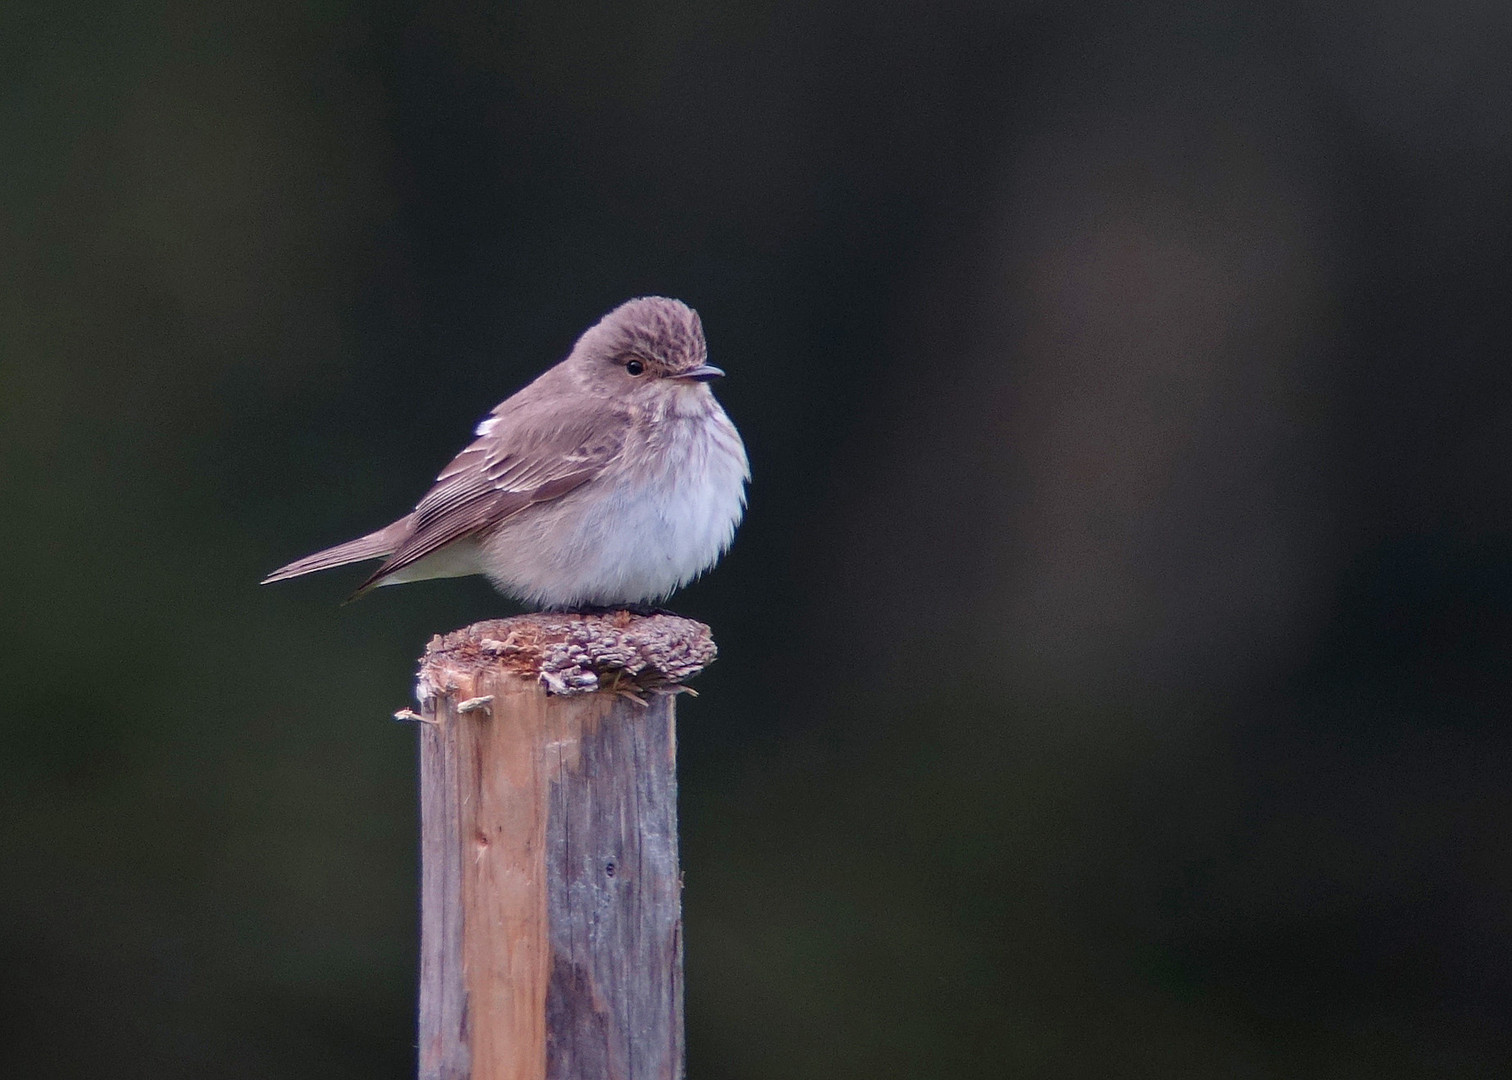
(416, 613, 709, 1080)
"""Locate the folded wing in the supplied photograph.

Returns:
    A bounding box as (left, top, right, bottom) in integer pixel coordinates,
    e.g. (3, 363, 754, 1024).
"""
(354, 403, 629, 592)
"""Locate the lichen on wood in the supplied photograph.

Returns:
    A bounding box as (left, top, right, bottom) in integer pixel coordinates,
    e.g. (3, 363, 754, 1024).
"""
(416, 611, 716, 702)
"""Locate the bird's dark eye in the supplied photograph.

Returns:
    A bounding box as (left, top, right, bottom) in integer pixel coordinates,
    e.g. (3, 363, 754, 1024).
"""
(625, 359, 645, 376)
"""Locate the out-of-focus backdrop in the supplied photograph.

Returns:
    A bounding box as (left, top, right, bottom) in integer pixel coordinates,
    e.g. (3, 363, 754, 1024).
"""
(4, 1, 1511, 1076)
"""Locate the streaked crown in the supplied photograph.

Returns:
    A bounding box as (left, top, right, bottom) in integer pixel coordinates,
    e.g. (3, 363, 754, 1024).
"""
(577, 296, 708, 376)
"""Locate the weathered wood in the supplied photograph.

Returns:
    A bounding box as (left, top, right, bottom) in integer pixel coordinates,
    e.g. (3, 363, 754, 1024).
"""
(414, 612, 714, 1080)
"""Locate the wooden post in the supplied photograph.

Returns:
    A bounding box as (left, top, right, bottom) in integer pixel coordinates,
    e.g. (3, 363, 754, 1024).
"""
(411, 612, 716, 1080)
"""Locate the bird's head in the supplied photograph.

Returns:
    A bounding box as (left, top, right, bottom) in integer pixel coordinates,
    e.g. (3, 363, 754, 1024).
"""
(569, 297, 725, 412)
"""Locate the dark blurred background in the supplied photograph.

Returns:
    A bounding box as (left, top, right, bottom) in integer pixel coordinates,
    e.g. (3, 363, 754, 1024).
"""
(4, 0, 1511, 1076)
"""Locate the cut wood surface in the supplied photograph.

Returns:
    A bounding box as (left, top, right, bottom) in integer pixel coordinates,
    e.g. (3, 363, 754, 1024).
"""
(414, 612, 713, 1080)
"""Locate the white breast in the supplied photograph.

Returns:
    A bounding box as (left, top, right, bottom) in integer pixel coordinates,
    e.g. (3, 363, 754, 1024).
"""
(479, 405, 749, 607)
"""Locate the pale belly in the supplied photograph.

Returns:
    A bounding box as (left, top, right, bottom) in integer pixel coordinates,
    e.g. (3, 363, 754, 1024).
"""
(478, 414, 748, 607)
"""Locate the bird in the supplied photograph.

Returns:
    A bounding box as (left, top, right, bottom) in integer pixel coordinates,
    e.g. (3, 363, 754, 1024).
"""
(262, 297, 749, 611)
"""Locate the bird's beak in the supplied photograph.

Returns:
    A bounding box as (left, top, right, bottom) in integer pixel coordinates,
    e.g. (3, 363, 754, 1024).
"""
(675, 364, 725, 382)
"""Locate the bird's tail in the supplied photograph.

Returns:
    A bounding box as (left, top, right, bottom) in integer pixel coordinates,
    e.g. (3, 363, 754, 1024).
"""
(261, 520, 407, 585)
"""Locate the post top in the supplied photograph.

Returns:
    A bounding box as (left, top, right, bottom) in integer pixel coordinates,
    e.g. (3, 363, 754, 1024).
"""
(416, 611, 716, 701)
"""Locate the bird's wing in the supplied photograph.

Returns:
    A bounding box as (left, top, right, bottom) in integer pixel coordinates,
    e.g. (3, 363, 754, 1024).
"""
(356, 401, 629, 591)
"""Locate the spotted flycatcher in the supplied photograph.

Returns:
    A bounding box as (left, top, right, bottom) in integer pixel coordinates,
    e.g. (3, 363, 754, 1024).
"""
(262, 297, 749, 609)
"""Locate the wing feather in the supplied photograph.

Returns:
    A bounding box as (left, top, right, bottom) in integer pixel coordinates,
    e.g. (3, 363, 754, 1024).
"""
(356, 400, 628, 590)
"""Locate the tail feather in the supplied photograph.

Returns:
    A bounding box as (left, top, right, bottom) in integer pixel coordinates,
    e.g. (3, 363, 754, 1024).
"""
(261, 521, 407, 585)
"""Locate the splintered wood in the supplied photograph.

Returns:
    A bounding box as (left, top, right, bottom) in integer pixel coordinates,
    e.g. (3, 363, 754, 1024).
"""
(415, 612, 711, 1080)
(418, 611, 716, 699)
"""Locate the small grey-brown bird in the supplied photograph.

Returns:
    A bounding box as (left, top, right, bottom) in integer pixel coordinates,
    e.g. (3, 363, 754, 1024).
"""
(262, 297, 749, 609)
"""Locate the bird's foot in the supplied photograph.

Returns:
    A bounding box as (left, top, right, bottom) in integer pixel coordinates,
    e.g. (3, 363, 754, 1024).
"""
(543, 603, 681, 619)
(622, 603, 681, 618)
